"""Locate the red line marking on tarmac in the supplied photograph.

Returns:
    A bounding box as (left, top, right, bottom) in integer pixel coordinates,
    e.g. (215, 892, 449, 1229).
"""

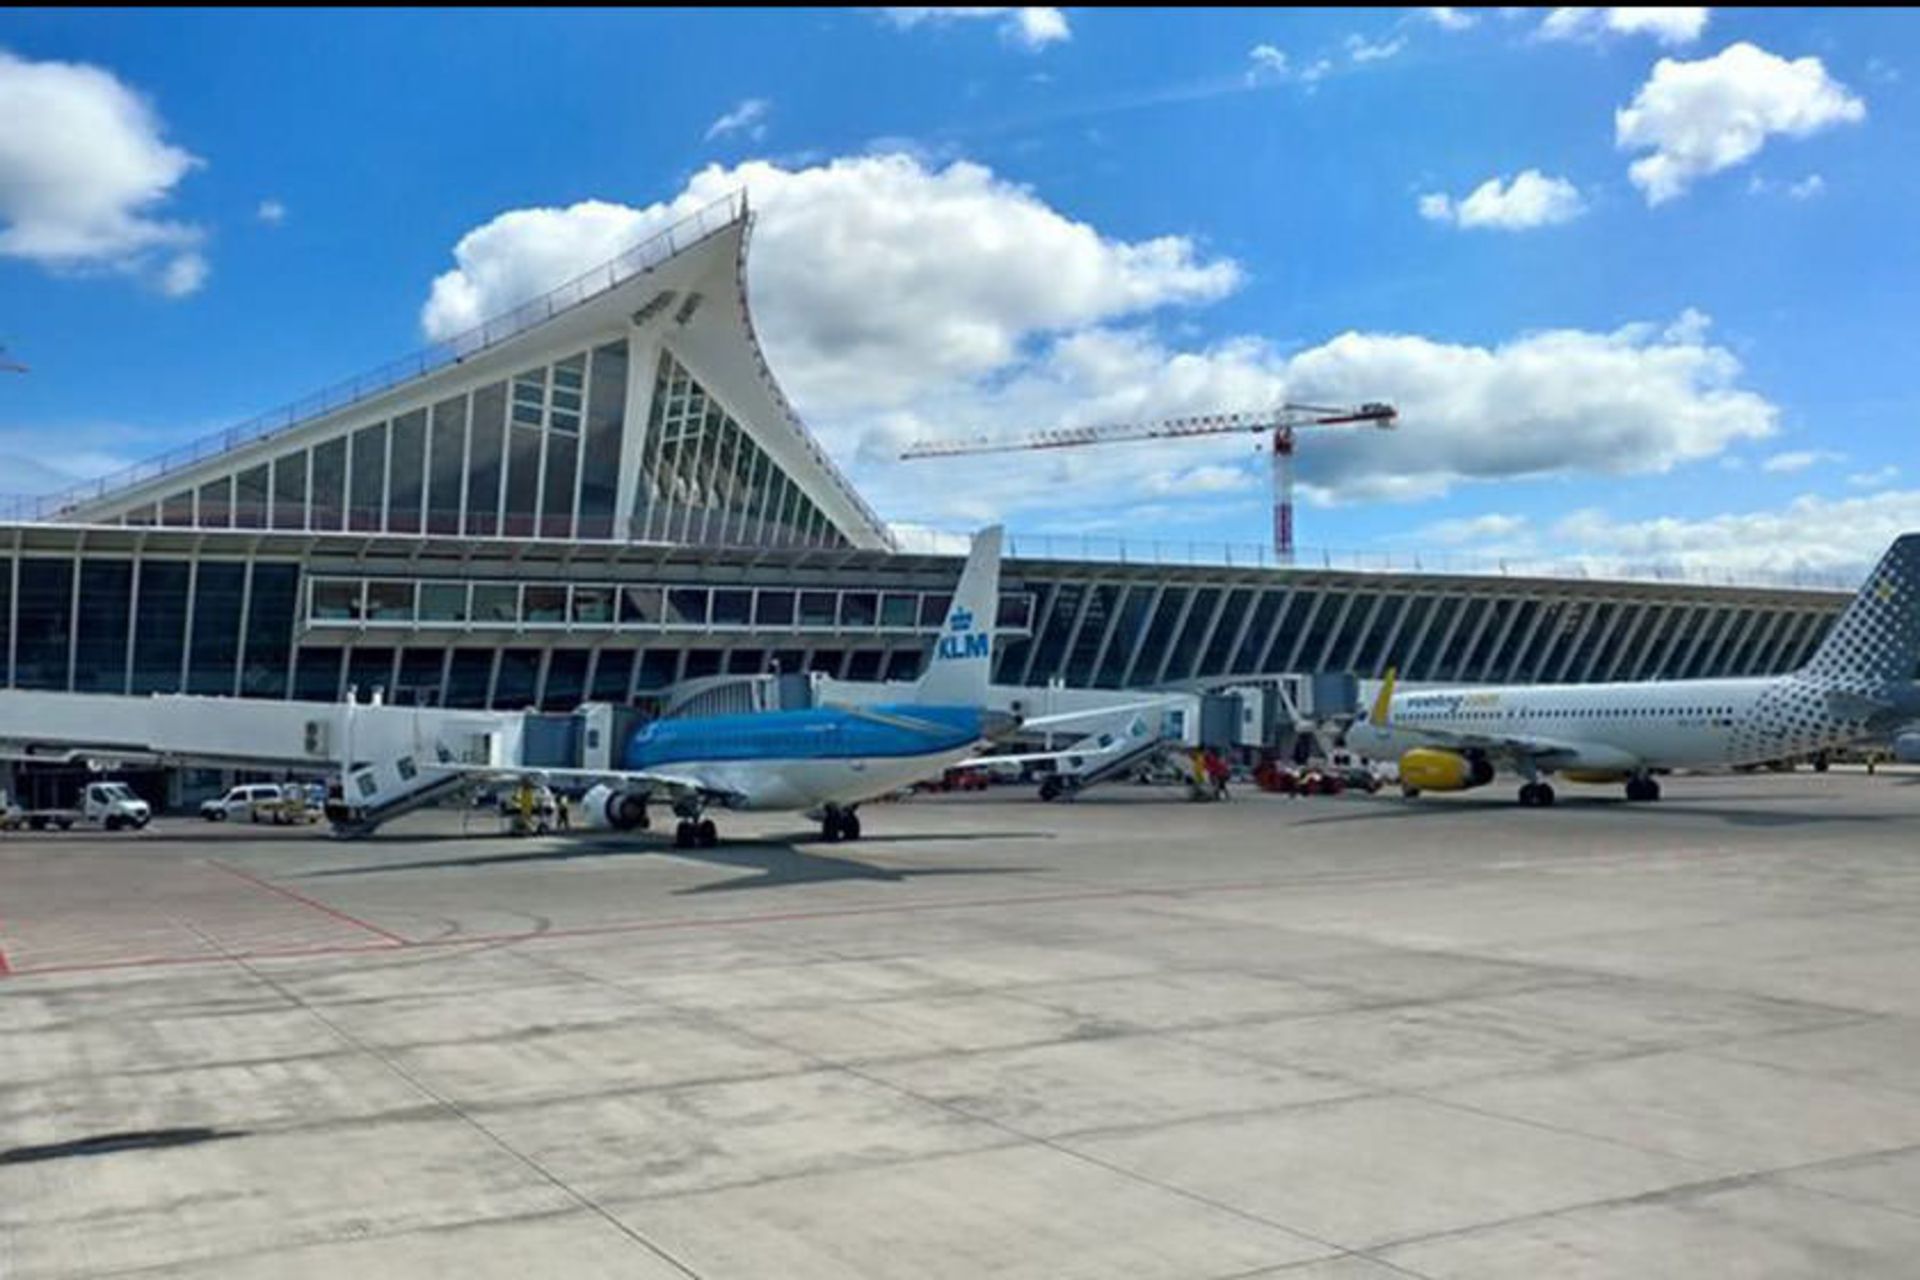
(206, 860, 413, 947)
(0, 876, 1276, 981)
(0, 933, 12, 978)
(14, 939, 402, 978)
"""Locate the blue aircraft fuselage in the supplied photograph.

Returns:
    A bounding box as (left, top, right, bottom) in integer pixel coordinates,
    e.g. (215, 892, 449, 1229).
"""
(625, 704, 989, 771)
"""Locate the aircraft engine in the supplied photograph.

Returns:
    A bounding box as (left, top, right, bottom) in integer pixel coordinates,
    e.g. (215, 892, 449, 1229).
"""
(1895, 732, 1920, 764)
(582, 783, 649, 831)
(1399, 748, 1495, 792)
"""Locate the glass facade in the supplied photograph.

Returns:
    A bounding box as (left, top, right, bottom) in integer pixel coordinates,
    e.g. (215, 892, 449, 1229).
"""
(74, 560, 132, 693)
(125, 341, 638, 545)
(15, 559, 72, 690)
(632, 351, 846, 547)
(0, 545, 1866, 715)
(304, 573, 1036, 640)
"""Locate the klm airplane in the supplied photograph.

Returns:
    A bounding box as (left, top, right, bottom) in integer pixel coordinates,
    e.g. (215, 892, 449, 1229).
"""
(555, 526, 1018, 847)
(1347, 532, 1920, 806)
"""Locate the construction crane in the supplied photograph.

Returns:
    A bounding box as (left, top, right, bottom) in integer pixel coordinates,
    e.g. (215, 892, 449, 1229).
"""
(900, 401, 1397, 563)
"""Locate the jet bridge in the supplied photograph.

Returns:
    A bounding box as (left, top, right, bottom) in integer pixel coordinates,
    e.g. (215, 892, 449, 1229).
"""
(0, 690, 524, 837)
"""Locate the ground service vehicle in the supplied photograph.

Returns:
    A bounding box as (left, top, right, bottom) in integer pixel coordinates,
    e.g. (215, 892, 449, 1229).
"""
(2, 781, 152, 832)
(201, 783, 290, 823)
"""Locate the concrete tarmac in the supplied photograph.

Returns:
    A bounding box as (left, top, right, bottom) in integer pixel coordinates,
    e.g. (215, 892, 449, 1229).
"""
(4, 770, 1920, 1278)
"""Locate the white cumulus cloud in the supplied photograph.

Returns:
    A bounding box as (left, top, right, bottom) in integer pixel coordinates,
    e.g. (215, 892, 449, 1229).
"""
(420, 154, 1242, 413)
(1247, 44, 1290, 83)
(859, 308, 1778, 527)
(1760, 449, 1842, 473)
(1345, 33, 1406, 63)
(1419, 170, 1586, 230)
(878, 8, 1070, 50)
(705, 98, 769, 142)
(1848, 465, 1900, 489)
(1424, 513, 1531, 545)
(1540, 7, 1709, 46)
(157, 249, 207, 298)
(0, 46, 205, 293)
(1550, 490, 1920, 580)
(1617, 42, 1865, 205)
(1423, 8, 1479, 31)
(256, 198, 286, 224)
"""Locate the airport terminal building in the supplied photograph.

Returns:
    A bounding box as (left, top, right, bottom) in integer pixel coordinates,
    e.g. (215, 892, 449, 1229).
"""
(0, 195, 1859, 716)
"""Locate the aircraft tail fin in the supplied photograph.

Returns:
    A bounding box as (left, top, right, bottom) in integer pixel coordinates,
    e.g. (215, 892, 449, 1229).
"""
(1370, 667, 1397, 725)
(1800, 533, 1920, 689)
(912, 526, 1003, 706)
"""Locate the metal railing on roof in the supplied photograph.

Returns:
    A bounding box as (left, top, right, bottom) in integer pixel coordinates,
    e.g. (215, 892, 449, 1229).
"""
(3, 192, 749, 523)
(883, 527, 1858, 593)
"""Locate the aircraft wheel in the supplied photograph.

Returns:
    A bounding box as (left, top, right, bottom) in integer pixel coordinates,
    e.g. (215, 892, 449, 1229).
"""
(842, 812, 862, 841)
(104, 816, 122, 832)
(1626, 776, 1661, 802)
(1038, 777, 1063, 802)
(674, 820, 696, 849)
(1520, 782, 1556, 807)
(696, 819, 718, 848)
(822, 815, 844, 842)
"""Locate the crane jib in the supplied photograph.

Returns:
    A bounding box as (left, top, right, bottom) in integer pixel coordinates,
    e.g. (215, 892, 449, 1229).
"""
(896, 401, 1396, 560)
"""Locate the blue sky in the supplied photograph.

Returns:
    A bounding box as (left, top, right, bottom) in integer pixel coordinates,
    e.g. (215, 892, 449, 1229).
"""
(1, 7, 1914, 577)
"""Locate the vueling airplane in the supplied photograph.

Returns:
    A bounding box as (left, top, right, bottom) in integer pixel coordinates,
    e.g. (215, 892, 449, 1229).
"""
(1346, 533, 1920, 806)
(539, 526, 1019, 847)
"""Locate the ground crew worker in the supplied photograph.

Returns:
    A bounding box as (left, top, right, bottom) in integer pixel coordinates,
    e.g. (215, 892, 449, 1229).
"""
(1205, 749, 1231, 800)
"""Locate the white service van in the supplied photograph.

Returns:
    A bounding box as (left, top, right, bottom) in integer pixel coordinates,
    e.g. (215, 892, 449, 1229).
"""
(199, 783, 289, 823)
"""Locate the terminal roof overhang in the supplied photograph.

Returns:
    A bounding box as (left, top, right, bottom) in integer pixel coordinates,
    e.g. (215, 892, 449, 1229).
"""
(19, 193, 895, 551)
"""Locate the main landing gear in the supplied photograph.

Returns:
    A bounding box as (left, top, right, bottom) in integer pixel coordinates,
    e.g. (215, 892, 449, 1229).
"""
(673, 818, 718, 849)
(821, 806, 863, 843)
(1518, 781, 1556, 807)
(1625, 774, 1662, 802)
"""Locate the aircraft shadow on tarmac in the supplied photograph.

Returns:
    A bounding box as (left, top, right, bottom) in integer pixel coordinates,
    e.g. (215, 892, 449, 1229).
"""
(300, 831, 1044, 895)
(1291, 794, 1909, 829)
(0, 1127, 245, 1166)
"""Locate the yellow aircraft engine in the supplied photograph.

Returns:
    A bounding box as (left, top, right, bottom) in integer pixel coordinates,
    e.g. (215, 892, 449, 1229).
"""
(1399, 748, 1496, 792)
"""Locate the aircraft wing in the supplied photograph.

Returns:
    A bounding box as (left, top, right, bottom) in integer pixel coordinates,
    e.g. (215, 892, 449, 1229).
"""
(1387, 724, 1612, 770)
(425, 762, 743, 805)
(1016, 698, 1184, 732)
